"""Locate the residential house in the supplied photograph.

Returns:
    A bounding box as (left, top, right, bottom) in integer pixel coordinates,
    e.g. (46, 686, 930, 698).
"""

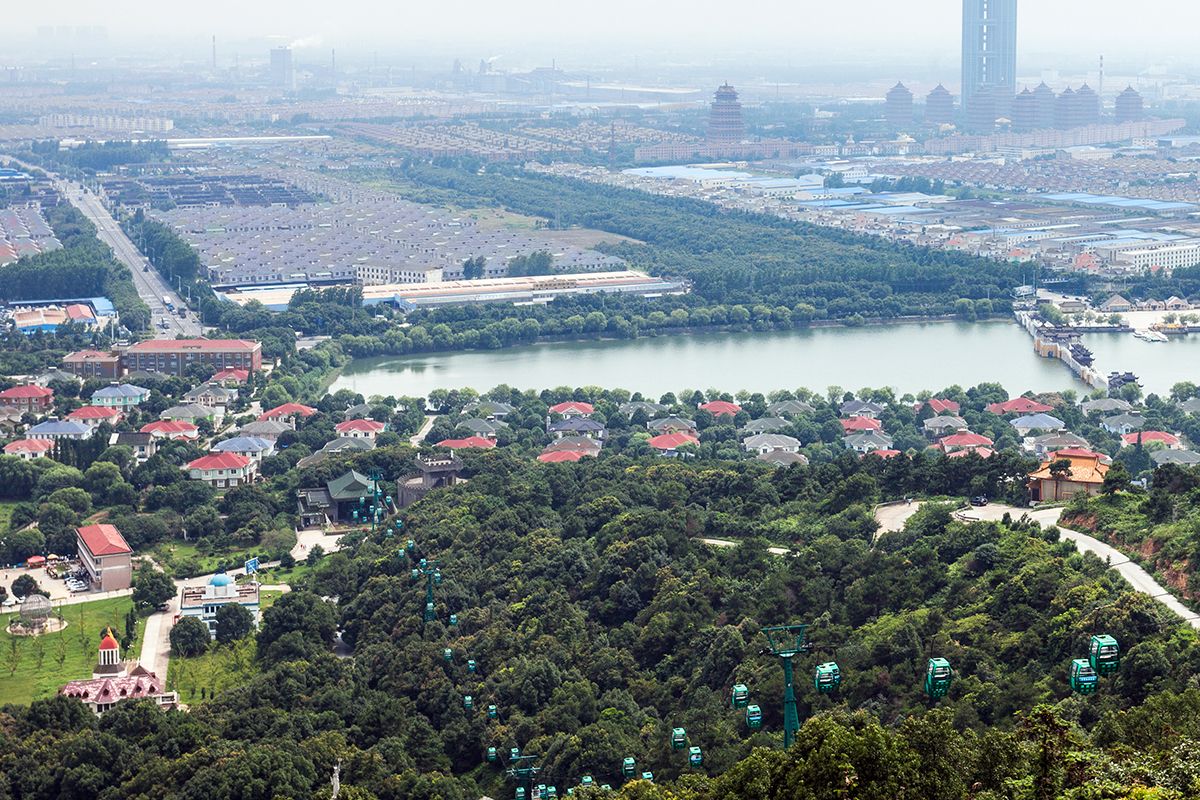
(1028, 431, 1091, 459)
(111, 431, 157, 461)
(334, 419, 386, 441)
(923, 416, 969, 438)
(841, 417, 883, 433)
(619, 401, 667, 416)
(179, 572, 260, 640)
(757, 451, 809, 467)
(437, 436, 497, 450)
(647, 431, 699, 456)
(1081, 398, 1132, 415)
(122, 338, 261, 377)
(743, 433, 801, 455)
(211, 436, 275, 463)
(462, 400, 514, 419)
(543, 436, 603, 457)
(741, 417, 789, 435)
(1122, 431, 1181, 449)
(26, 419, 95, 440)
(67, 406, 123, 425)
(344, 403, 385, 420)
(767, 399, 815, 416)
(1028, 449, 1110, 502)
(0, 407, 23, 433)
(184, 383, 237, 408)
(1152, 449, 1200, 466)
(1100, 413, 1145, 435)
(548, 417, 607, 441)
(160, 404, 215, 424)
(30, 368, 79, 391)
(699, 400, 741, 419)
(1179, 398, 1200, 415)
(258, 403, 316, 422)
(185, 453, 256, 488)
(1099, 294, 1132, 313)
(647, 416, 698, 435)
(0, 385, 53, 412)
(211, 369, 250, 385)
(140, 420, 199, 440)
(1165, 296, 1191, 311)
(237, 419, 292, 440)
(1011, 413, 1066, 434)
(988, 397, 1055, 415)
(90, 384, 149, 410)
(549, 401, 593, 418)
(77, 524, 133, 591)
(62, 349, 121, 379)
(844, 430, 895, 454)
(295, 437, 375, 468)
(916, 398, 960, 415)
(538, 450, 592, 463)
(840, 400, 884, 418)
(3, 439, 55, 459)
(940, 432, 994, 453)
(459, 418, 508, 439)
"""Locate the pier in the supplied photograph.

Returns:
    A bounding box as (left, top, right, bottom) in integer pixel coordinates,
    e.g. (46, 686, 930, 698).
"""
(1016, 309, 1109, 390)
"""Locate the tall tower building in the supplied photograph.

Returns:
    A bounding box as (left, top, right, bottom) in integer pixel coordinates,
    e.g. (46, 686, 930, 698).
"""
(1033, 82, 1056, 128)
(961, 0, 1018, 116)
(925, 84, 955, 126)
(270, 47, 294, 88)
(885, 82, 915, 127)
(707, 83, 745, 146)
(1115, 86, 1144, 124)
(1075, 84, 1100, 127)
(1010, 88, 1037, 130)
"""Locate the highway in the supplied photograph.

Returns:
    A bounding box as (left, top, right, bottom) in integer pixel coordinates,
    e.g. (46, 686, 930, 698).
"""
(56, 180, 204, 338)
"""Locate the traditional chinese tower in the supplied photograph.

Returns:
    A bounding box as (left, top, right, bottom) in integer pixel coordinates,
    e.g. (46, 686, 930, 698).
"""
(707, 83, 745, 146)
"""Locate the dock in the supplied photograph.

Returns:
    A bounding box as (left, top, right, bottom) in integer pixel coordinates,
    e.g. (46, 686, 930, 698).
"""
(1016, 310, 1109, 390)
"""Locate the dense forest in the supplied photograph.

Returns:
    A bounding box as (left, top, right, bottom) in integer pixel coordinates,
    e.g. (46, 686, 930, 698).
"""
(2, 450, 1199, 800)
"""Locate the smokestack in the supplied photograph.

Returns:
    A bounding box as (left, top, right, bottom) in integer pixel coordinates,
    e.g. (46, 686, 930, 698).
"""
(332, 49, 336, 84)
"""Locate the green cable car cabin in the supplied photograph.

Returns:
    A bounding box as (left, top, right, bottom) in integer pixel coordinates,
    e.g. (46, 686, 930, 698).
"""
(468, 659, 477, 672)
(1089, 635, 1121, 675)
(511, 748, 520, 760)
(671, 728, 687, 748)
(488, 704, 498, 718)
(516, 789, 526, 800)
(406, 540, 415, 552)
(411, 568, 419, 580)
(488, 747, 497, 762)
(815, 662, 841, 694)
(548, 788, 558, 799)
(444, 648, 452, 661)
(581, 776, 594, 788)
(425, 602, 435, 621)
(746, 705, 762, 728)
(642, 772, 654, 783)
(623, 757, 636, 777)
(688, 746, 703, 767)
(450, 614, 458, 626)
(731, 683, 749, 708)
(463, 695, 473, 709)
(1070, 659, 1099, 694)
(925, 658, 952, 698)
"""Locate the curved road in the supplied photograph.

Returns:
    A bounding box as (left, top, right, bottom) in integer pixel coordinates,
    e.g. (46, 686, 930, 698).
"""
(878, 502, 1200, 629)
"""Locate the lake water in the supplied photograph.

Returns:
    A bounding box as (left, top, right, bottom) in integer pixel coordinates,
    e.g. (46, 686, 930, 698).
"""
(329, 321, 1200, 400)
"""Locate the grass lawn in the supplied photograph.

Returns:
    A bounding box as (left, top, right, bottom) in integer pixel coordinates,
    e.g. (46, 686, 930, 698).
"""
(150, 541, 268, 579)
(167, 637, 258, 704)
(0, 501, 20, 533)
(259, 589, 284, 612)
(0, 597, 145, 706)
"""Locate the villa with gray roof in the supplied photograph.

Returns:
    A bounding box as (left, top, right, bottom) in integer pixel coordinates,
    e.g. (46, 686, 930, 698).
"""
(743, 433, 801, 455)
(91, 383, 149, 410)
(27, 419, 95, 440)
(741, 417, 789, 435)
(211, 436, 275, 462)
(768, 399, 815, 417)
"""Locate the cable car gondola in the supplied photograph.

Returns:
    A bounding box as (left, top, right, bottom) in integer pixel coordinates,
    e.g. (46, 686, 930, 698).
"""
(925, 658, 952, 698)
(814, 662, 841, 694)
(688, 746, 703, 767)
(1089, 635, 1121, 675)
(1070, 658, 1099, 694)
(622, 757, 636, 777)
(731, 683, 749, 708)
(671, 728, 687, 749)
(746, 705, 762, 728)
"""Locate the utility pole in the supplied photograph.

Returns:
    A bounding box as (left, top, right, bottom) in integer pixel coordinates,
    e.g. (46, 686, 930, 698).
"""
(506, 753, 539, 799)
(762, 624, 810, 750)
(407, 547, 442, 623)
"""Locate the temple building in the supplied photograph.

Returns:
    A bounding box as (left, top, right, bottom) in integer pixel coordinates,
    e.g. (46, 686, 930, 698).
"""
(707, 83, 745, 146)
(58, 627, 177, 715)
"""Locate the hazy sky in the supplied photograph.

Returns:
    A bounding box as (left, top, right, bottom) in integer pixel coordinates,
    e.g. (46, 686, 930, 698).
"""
(7, 0, 1198, 75)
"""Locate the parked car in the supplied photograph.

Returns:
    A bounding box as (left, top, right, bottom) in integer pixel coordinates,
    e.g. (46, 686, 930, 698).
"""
(970, 495, 989, 506)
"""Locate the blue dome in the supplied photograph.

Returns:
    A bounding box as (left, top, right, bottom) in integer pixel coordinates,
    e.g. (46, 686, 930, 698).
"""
(210, 573, 234, 586)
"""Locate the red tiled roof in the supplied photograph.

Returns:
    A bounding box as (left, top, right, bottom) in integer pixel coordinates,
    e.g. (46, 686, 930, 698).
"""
(1123, 431, 1180, 446)
(77, 524, 131, 556)
(438, 437, 496, 449)
(127, 338, 258, 352)
(941, 432, 993, 448)
(67, 406, 122, 421)
(64, 349, 119, 362)
(549, 401, 594, 414)
(335, 419, 385, 433)
(188, 453, 252, 470)
(922, 399, 960, 414)
(648, 432, 699, 449)
(0, 385, 53, 399)
(99, 629, 119, 650)
(66, 304, 95, 320)
(259, 403, 315, 420)
(948, 447, 994, 458)
(537, 450, 592, 463)
(841, 417, 882, 432)
(700, 401, 741, 417)
(988, 398, 1053, 414)
(212, 369, 249, 383)
(141, 420, 198, 435)
(866, 449, 902, 459)
(4, 439, 54, 454)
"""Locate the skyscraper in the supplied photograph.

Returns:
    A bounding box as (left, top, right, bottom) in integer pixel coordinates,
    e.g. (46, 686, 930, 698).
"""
(270, 47, 294, 88)
(961, 0, 1017, 116)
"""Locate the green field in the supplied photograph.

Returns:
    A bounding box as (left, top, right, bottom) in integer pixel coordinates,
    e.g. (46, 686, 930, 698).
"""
(167, 636, 257, 704)
(0, 597, 144, 706)
(0, 501, 21, 534)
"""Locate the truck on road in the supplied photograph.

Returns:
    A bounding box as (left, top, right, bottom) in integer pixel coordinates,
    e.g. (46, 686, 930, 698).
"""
(162, 295, 170, 305)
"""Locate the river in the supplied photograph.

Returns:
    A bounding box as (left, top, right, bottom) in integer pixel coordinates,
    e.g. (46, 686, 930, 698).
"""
(329, 321, 1200, 400)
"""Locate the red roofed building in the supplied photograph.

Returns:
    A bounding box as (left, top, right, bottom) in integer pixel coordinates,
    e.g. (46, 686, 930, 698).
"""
(3, 438, 55, 459)
(58, 631, 177, 715)
(647, 431, 700, 455)
(549, 401, 594, 418)
(123, 338, 261, 377)
(0, 384, 54, 412)
(1049, 447, 1111, 464)
(258, 403, 316, 422)
(62, 349, 121, 379)
(948, 447, 994, 459)
(67, 406, 123, 424)
(918, 398, 960, 415)
(437, 437, 497, 450)
(700, 400, 742, 419)
(940, 432, 994, 453)
(987, 397, 1054, 415)
(1123, 431, 1181, 448)
(335, 419, 386, 440)
(186, 453, 256, 488)
(211, 369, 250, 385)
(77, 524, 133, 591)
(1028, 450, 1110, 502)
(141, 420, 199, 440)
(841, 417, 883, 433)
(537, 450, 593, 463)
(66, 303, 97, 324)
(865, 449, 901, 459)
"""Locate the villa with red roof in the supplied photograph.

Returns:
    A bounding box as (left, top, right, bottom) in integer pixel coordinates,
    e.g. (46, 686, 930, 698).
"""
(1028, 450, 1110, 503)
(58, 628, 177, 715)
(939, 432, 994, 453)
(987, 397, 1054, 415)
(141, 420, 199, 440)
(538, 450, 593, 463)
(549, 401, 594, 418)
(918, 398, 960, 415)
(186, 453, 256, 488)
(648, 431, 699, 455)
(3, 438, 55, 459)
(259, 403, 316, 422)
(211, 369, 250, 385)
(0, 384, 54, 412)
(1122, 431, 1181, 448)
(841, 417, 883, 433)
(865, 449, 901, 459)
(700, 401, 741, 419)
(437, 436, 497, 450)
(77, 524, 133, 591)
(335, 419, 386, 440)
(67, 406, 123, 424)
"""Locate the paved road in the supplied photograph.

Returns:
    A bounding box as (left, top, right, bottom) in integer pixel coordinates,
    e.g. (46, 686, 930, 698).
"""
(875, 501, 922, 536)
(410, 414, 437, 446)
(887, 502, 1200, 629)
(701, 538, 791, 556)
